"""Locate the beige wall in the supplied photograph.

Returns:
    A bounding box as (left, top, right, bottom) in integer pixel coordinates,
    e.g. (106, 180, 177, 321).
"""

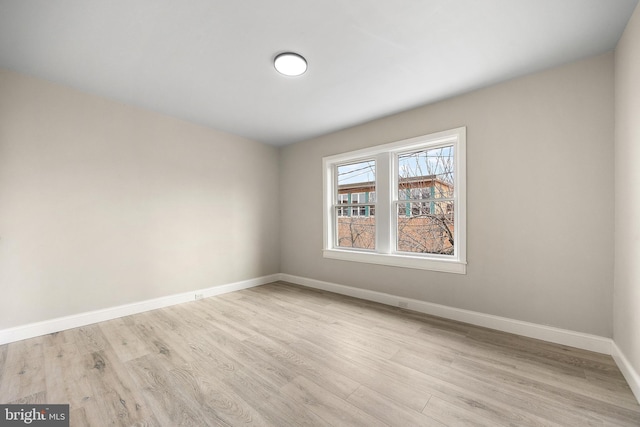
(280, 53, 615, 337)
(614, 4, 640, 379)
(0, 69, 280, 329)
(0, 49, 620, 341)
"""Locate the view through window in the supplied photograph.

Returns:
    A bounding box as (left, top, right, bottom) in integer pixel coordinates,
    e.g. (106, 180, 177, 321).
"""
(397, 146, 455, 255)
(323, 127, 466, 273)
(336, 160, 376, 249)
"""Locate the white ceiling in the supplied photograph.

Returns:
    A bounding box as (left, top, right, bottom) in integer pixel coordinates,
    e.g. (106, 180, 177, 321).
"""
(0, 1, 637, 146)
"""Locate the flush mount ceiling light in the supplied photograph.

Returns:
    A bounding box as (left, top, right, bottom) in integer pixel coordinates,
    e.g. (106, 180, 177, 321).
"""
(274, 52, 307, 77)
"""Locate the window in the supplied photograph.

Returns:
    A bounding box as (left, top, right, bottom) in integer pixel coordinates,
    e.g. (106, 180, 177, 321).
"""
(397, 145, 454, 255)
(350, 193, 367, 217)
(336, 161, 376, 249)
(323, 127, 466, 274)
(337, 194, 350, 217)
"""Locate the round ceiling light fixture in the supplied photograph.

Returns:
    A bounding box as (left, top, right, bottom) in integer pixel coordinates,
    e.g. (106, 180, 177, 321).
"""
(274, 52, 307, 77)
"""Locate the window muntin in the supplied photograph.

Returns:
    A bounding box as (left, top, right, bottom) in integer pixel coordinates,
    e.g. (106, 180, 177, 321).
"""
(323, 127, 466, 274)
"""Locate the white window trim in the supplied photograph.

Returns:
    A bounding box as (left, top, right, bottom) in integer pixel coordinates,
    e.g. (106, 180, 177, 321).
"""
(322, 127, 466, 274)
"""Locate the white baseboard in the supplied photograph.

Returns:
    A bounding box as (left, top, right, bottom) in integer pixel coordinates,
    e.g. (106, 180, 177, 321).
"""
(281, 273, 640, 404)
(279, 273, 614, 355)
(1, 272, 638, 405)
(611, 342, 640, 404)
(0, 274, 279, 345)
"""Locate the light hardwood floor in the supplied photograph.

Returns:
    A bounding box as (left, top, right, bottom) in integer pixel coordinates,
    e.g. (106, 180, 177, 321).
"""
(0, 281, 639, 426)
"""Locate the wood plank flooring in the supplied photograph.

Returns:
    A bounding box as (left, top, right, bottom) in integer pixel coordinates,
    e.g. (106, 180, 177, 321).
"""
(1, 281, 639, 426)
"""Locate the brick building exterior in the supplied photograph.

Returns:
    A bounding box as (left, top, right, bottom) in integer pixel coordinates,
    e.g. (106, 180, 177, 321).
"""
(337, 175, 454, 255)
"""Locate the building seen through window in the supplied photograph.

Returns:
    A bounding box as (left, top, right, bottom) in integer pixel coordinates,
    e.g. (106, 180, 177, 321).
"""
(336, 175, 454, 254)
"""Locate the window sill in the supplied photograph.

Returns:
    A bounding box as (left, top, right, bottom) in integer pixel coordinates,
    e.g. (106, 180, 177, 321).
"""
(323, 249, 466, 274)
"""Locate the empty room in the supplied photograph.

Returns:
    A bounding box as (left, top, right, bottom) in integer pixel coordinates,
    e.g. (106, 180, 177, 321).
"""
(1, 0, 640, 425)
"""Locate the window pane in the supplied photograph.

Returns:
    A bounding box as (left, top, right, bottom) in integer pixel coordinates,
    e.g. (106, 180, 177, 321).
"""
(336, 160, 376, 249)
(397, 201, 454, 255)
(398, 146, 454, 200)
(337, 210, 375, 249)
(337, 160, 376, 199)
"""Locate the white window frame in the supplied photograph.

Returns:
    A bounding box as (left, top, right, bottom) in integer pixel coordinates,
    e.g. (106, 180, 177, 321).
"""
(322, 127, 466, 274)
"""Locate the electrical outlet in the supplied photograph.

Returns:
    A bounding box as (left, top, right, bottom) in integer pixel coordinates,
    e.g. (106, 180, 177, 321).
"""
(195, 293, 204, 300)
(398, 301, 409, 309)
